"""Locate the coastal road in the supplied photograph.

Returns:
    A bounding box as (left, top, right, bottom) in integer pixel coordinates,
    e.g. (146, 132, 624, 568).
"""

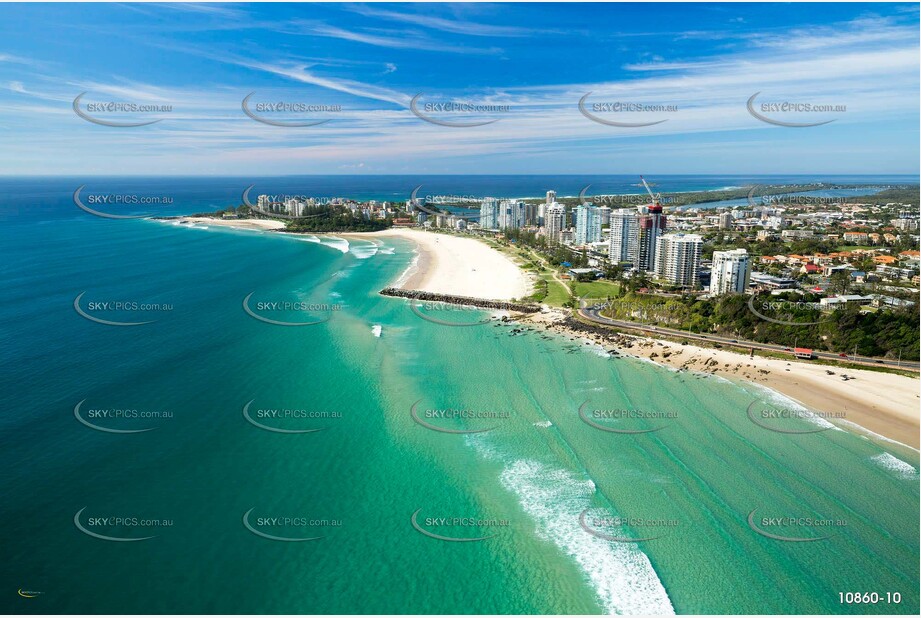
(577, 304, 920, 373)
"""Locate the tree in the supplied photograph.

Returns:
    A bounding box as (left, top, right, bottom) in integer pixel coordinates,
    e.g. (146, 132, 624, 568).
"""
(829, 270, 851, 294)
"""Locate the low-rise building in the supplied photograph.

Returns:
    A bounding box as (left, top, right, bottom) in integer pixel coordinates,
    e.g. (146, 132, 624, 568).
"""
(819, 295, 874, 309)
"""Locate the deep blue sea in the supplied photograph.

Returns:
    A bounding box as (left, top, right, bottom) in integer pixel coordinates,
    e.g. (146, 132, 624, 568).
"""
(2, 175, 915, 223)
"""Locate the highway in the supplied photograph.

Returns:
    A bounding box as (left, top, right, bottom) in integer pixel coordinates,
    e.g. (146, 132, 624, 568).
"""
(577, 304, 920, 372)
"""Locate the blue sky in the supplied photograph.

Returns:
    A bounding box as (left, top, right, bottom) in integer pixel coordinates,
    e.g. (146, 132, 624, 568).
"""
(1, 2, 918, 175)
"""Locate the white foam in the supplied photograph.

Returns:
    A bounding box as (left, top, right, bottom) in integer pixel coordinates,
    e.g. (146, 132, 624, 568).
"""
(837, 419, 921, 453)
(288, 234, 321, 245)
(630, 354, 661, 366)
(746, 383, 839, 431)
(349, 242, 379, 260)
(392, 248, 421, 288)
(629, 355, 682, 374)
(691, 370, 736, 385)
(287, 234, 350, 253)
(321, 237, 350, 253)
(590, 346, 612, 359)
(533, 420, 553, 428)
(871, 453, 919, 480)
(499, 459, 675, 615)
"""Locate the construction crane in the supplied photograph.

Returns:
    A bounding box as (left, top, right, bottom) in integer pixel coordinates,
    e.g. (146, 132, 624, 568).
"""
(640, 175, 661, 208)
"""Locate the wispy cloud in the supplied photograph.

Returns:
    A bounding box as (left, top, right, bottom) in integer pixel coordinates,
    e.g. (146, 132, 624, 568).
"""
(148, 2, 251, 19)
(282, 20, 503, 55)
(0, 52, 36, 65)
(347, 5, 564, 37)
(234, 59, 410, 107)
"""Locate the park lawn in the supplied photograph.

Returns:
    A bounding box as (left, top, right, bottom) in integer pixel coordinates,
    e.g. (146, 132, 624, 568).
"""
(543, 276, 571, 306)
(572, 279, 622, 302)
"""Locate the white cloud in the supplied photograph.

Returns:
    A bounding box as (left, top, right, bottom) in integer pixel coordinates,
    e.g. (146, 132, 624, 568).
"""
(0, 14, 916, 174)
(346, 5, 564, 37)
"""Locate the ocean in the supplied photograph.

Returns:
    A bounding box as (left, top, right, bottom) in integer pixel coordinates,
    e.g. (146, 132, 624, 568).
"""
(1, 176, 918, 614)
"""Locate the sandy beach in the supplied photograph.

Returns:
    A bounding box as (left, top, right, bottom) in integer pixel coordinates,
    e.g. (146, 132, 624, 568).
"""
(161, 220, 532, 300)
(344, 228, 534, 301)
(524, 309, 921, 449)
(166, 216, 286, 231)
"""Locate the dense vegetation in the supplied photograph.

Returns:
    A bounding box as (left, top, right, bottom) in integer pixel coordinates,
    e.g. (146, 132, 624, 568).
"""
(193, 204, 390, 233)
(503, 228, 590, 267)
(848, 185, 919, 206)
(284, 207, 390, 233)
(700, 234, 921, 266)
(597, 290, 919, 360)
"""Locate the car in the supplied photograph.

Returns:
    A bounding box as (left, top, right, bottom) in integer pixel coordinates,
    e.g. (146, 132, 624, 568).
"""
(783, 347, 791, 351)
(875, 360, 884, 364)
(838, 353, 848, 358)
(731, 339, 739, 343)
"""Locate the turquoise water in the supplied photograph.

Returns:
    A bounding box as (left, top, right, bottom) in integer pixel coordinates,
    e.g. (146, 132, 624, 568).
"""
(1, 179, 918, 614)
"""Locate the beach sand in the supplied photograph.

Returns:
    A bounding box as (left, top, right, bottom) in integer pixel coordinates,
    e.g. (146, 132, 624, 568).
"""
(161, 221, 531, 300)
(168, 217, 286, 231)
(524, 311, 921, 449)
(345, 228, 534, 301)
